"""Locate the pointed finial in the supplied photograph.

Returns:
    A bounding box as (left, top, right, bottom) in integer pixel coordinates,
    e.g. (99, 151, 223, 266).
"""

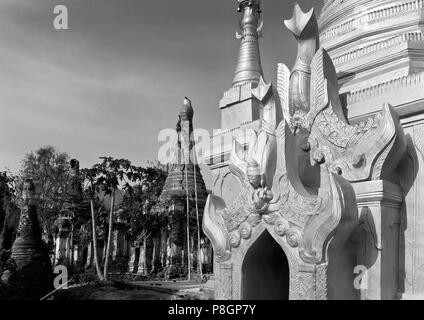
(180, 96, 194, 121)
(184, 96, 191, 106)
(232, 0, 263, 86)
(284, 3, 315, 38)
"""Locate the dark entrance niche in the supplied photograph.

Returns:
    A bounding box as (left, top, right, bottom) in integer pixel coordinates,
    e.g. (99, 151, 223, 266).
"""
(241, 230, 289, 300)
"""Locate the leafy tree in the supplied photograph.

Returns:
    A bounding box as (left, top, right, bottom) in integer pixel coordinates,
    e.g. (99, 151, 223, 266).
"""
(81, 157, 145, 281)
(80, 167, 105, 281)
(0, 171, 19, 274)
(122, 164, 168, 275)
(18, 146, 70, 242)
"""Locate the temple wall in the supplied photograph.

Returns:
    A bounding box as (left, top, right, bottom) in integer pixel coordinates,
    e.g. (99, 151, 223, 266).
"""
(397, 114, 424, 297)
(319, 0, 424, 299)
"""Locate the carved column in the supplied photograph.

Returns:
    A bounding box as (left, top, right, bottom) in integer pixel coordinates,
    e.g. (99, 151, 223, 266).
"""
(215, 262, 233, 300)
(128, 245, 136, 273)
(200, 238, 213, 272)
(352, 180, 403, 300)
(137, 241, 150, 276)
(54, 216, 72, 265)
(112, 211, 127, 260)
(160, 228, 168, 269)
(73, 245, 80, 267)
(84, 241, 92, 268)
(151, 236, 161, 273)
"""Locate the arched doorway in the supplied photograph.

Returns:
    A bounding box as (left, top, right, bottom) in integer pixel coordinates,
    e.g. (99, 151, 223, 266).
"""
(241, 230, 289, 300)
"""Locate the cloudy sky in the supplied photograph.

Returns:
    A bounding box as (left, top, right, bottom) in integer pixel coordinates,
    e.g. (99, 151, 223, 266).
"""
(0, 0, 322, 186)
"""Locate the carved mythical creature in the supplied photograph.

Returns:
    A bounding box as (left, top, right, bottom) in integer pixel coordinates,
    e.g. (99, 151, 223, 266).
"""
(283, 3, 319, 127)
(277, 4, 406, 182)
(247, 159, 273, 211)
(250, 76, 283, 189)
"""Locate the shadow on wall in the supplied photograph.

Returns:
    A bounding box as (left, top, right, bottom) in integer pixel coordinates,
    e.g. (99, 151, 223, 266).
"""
(326, 174, 361, 300)
(396, 134, 419, 296)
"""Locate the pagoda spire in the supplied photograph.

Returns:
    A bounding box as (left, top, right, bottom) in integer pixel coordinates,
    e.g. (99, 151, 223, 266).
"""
(232, 0, 264, 87)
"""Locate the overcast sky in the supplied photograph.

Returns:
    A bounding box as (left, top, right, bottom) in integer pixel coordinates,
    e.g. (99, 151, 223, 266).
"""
(0, 0, 322, 187)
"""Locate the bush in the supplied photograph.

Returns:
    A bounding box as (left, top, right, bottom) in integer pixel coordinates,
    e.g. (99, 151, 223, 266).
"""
(0, 249, 14, 274)
(71, 268, 100, 285)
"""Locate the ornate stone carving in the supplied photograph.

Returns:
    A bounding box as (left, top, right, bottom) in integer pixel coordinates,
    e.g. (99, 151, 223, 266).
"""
(306, 47, 407, 182)
(320, 0, 424, 43)
(202, 195, 231, 262)
(332, 32, 424, 68)
(284, 4, 319, 119)
(315, 263, 328, 300)
(204, 2, 407, 300)
(346, 72, 424, 106)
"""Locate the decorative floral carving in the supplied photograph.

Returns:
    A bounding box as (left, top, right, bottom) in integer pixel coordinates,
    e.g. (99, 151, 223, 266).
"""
(274, 218, 290, 236)
(286, 227, 302, 247)
(239, 222, 252, 239)
(308, 48, 406, 182)
(229, 230, 241, 248)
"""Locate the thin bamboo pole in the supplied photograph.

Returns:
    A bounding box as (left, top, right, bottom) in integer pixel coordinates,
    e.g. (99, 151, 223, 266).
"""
(192, 145, 202, 280)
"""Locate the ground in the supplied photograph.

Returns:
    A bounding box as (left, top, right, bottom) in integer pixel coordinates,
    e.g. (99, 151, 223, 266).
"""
(52, 280, 213, 300)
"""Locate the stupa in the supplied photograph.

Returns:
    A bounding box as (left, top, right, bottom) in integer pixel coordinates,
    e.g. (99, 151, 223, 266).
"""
(157, 98, 209, 275)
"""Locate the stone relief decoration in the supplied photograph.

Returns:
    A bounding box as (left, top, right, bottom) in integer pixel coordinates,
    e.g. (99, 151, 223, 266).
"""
(203, 2, 407, 300)
(277, 4, 407, 183)
(202, 3, 350, 301)
(306, 49, 407, 182)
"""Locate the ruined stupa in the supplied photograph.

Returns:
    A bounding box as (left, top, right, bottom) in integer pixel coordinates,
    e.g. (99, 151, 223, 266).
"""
(156, 97, 209, 275)
(8, 179, 53, 299)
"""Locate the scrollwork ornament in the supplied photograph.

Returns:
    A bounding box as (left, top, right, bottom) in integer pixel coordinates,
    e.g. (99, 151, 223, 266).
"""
(313, 148, 326, 164)
(239, 221, 252, 239)
(274, 218, 290, 236)
(286, 227, 302, 247)
(229, 230, 241, 248)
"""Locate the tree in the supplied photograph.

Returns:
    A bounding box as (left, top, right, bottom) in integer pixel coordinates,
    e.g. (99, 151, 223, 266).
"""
(80, 167, 104, 281)
(0, 170, 19, 251)
(122, 164, 168, 275)
(81, 157, 144, 281)
(18, 146, 70, 242)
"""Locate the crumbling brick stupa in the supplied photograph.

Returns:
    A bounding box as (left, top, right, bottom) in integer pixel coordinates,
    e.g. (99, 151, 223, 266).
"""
(143, 98, 211, 278)
(3, 179, 54, 299)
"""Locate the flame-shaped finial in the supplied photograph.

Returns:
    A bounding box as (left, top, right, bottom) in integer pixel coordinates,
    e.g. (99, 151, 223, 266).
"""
(284, 2, 316, 38)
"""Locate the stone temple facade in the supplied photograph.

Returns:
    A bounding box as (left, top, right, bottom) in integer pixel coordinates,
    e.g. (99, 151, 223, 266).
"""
(319, 0, 424, 299)
(203, 0, 424, 300)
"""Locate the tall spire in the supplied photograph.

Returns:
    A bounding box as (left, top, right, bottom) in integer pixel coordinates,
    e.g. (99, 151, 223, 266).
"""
(232, 0, 263, 86)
